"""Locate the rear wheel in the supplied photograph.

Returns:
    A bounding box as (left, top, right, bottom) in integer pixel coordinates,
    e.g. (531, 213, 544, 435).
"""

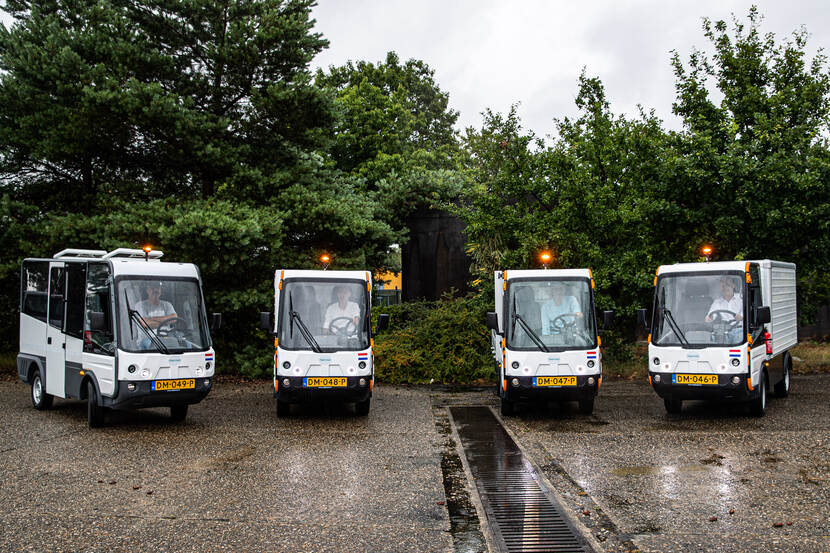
(774, 353, 791, 398)
(664, 397, 682, 414)
(276, 399, 290, 417)
(355, 397, 371, 416)
(170, 404, 188, 422)
(750, 371, 767, 417)
(578, 396, 595, 415)
(87, 381, 105, 428)
(500, 397, 514, 416)
(31, 369, 53, 410)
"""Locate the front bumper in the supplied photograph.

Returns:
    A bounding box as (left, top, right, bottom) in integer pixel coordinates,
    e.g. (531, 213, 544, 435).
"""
(503, 375, 599, 402)
(103, 378, 213, 410)
(649, 371, 756, 401)
(274, 376, 372, 403)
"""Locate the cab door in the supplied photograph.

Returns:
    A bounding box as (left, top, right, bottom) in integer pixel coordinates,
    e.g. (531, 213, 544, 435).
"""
(45, 262, 66, 397)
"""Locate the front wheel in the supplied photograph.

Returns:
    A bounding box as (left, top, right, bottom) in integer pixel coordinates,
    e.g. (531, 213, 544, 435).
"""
(170, 404, 188, 422)
(31, 369, 53, 410)
(87, 381, 105, 428)
(664, 397, 682, 414)
(578, 396, 594, 415)
(355, 397, 371, 416)
(750, 371, 767, 417)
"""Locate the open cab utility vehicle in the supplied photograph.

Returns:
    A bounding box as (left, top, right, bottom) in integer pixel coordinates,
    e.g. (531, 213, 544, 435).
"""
(18, 248, 221, 427)
(486, 269, 613, 415)
(639, 260, 796, 416)
(260, 270, 389, 417)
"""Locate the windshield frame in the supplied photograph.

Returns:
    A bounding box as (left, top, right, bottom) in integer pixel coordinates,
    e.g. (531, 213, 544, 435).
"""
(113, 275, 212, 354)
(505, 276, 597, 352)
(277, 277, 371, 353)
(651, 270, 747, 349)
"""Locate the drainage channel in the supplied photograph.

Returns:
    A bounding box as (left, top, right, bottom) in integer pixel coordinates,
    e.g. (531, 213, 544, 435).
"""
(450, 406, 595, 553)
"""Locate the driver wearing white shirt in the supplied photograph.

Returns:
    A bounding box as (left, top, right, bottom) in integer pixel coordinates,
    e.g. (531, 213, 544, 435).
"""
(323, 286, 360, 334)
(135, 283, 177, 329)
(705, 277, 743, 323)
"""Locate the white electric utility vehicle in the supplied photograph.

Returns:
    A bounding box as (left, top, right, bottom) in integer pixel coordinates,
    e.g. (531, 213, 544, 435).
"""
(486, 269, 614, 415)
(17, 248, 221, 427)
(260, 270, 389, 417)
(638, 260, 797, 416)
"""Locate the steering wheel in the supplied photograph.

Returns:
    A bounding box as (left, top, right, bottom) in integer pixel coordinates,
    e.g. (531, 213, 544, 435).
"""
(708, 310, 742, 329)
(328, 317, 357, 337)
(156, 316, 189, 337)
(550, 313, 580, 333)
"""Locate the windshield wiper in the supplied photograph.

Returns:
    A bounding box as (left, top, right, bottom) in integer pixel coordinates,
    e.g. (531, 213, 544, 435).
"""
(289, 293, 321, 353)
(661, 307, 689, 347)
(124, 290, 169, 354)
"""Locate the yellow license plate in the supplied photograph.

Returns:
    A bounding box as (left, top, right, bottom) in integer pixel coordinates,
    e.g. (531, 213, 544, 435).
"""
(152, 379, 195, 391)
(534, 376, 577, 387)
(674, 374, 718, 385)
(304, 377, 347, 388)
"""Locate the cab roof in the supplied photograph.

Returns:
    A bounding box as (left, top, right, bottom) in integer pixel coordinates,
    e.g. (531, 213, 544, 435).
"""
(109, 258, 200, 279)
(277, 269, 370, 281)
(503, 268, 592, 279)
(656, 260, 793, 275)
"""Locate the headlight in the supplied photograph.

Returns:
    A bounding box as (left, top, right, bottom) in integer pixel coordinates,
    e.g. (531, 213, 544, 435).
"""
(511, 361, 519, 369)
(205, 362, 211, 370)
(128, 364, 137, 373)
(282, 361, 291, 369)
(653, 358, 660, 365)
(358, 361, 366, 369)
(587, 360, 595, 368)
(731, 358, 740, 366)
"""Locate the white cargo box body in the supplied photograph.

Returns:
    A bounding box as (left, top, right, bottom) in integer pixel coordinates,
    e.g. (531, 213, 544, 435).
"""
(760, 260, 797, 355)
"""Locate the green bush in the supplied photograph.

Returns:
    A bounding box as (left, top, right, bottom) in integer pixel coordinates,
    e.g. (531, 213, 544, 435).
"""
(373, 293, 494, 384)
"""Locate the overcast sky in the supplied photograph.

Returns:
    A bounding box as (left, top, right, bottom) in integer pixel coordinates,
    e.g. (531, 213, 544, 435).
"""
(2, 2, 828, 138)
(310, 0, 830, 137)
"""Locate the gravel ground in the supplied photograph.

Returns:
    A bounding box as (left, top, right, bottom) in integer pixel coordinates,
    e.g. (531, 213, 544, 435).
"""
(492, 374, 830, 553)
(0, 380, 451, 553)
(3, 375, 829, 553)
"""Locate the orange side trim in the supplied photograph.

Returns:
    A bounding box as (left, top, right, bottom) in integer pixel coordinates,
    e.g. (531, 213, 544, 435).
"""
(647, 333, 652, 344)
(370, 378, 374, 391)
(274, 337, 278, 347)
(597, 376, 602, 391)
(597, 336, 602, 347)
(274, 379, 278, 392)
(653, 277, 657, 286)
(648, 375, 652, 386)
(503, 379, 507, 391)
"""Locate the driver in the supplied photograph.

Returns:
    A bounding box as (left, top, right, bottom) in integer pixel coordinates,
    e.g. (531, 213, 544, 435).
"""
(704, 276, 743, 341)
(541, 282, 582, 336)
(135, 282, 177, 329)
(323, 285, 360, 335)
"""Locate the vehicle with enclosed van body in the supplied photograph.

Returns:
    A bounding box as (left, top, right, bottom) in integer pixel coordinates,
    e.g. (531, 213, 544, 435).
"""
(639, 260, 796, 415)
(18, 248, 221, 427)
(260, 269, 389, 416)
(486, 269, 613, 415)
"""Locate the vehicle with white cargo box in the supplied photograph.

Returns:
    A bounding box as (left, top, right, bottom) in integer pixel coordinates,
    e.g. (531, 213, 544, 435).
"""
(486, 269, 614, 415)
(18, 248, 221, 427)
(260, 269, 389, 416)
(638, 259, 797, 416)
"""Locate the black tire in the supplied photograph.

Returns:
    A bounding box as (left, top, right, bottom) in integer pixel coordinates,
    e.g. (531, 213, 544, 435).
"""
(500, 397, 514, 416)
(31, 369, 53, 410)
(664, 397, 682, 414)
(774, 353, 791, 398)
(578, 396, 595, 415)
(170, 404, 188, 422)
(750, 371, 767, 417)
(276, 399, 290, 417)
(87, 380, 105, 428)
(355, 397, 371, 416)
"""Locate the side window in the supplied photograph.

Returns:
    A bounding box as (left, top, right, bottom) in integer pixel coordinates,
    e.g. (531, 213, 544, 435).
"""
(748, 264, 763, 329)
(65, 263, 87, 338)
(84, 264, 114, 355)
(21, 261, 49, 322)
(49, 266, 66, 329)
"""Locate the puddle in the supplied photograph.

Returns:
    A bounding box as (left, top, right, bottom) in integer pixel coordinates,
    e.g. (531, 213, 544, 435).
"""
(612, 464, 711, 476)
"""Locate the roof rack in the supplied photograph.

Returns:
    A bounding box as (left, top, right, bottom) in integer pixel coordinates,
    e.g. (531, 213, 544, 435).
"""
(53, 249, 108, 259)
(103, 248, 164, 259)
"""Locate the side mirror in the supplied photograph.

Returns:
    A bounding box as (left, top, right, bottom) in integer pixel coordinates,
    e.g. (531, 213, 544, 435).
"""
(375, 313, 390, 334)
(486, 311, 500, 333)
(602, 310, 614, 330)
(210, 313, 222, 331)
(88, 312, 106, 331)
(637, 308, 649, 329)
(259, 311, 272, 332)
(755, 306, 771, 325)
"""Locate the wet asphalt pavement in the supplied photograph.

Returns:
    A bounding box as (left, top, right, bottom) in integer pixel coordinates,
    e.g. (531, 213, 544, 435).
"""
(1, 374, 829, 552)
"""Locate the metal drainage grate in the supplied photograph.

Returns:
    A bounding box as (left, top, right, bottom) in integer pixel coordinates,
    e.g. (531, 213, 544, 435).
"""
(450, 406, 593, 553)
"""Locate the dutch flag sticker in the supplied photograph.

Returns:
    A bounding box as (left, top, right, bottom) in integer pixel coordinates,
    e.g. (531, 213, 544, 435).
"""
(205, 353, 214, 362)
(358, 352, 369, 361)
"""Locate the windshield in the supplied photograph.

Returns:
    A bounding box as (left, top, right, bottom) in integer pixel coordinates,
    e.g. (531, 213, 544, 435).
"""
(506, 278, 596, 350)
(116, 278, 210, 353)
(278, 280, 369, 352)
(652, 273, 745, 347)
